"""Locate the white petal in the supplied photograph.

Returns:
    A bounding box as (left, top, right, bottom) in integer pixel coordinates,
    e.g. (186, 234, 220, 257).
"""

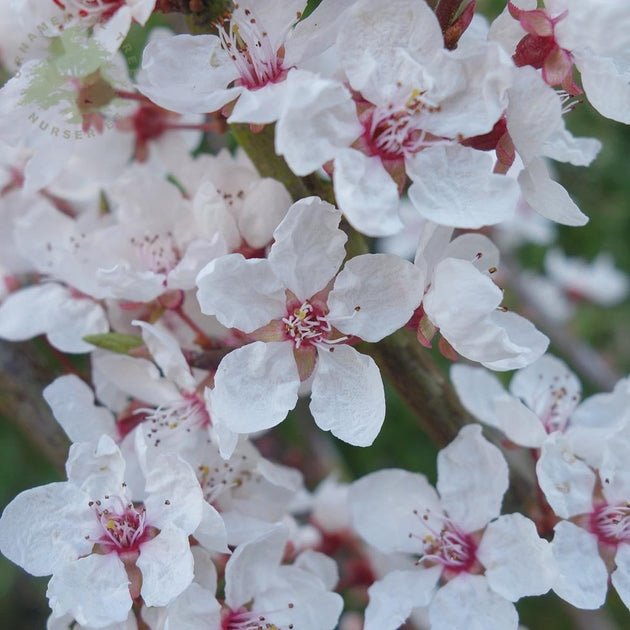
(138, 523, 194, 607)
(65, 436, 127, 498)
(452, 359, 547, 446)
(364, 568, 441, 630)
(349, 469, 442, 555)
(0, 284, 107, 353)
(225, 525, 288, 609)
(327, 253, 423, 341)
(268, 197, 346, 301)
(407, 145, 519, 228)
(47, 554, 131, 628)
(599, 422, 630, 504)
(568, 377, 630, 468)
(163, 582, 221, 630)
(139, 34, 240, 114)
(333, 149, 404, 237)
(429, 575, 519, 630)
(43, 375, 116, 443)
(480, 310, 549, 371)
(518, 158, 588, 226)
(133, 321, 196, 392)
(193, 502, 229, 553)
(338, 0, 443, 95)
(273, 70, 362, 176)
(478, 513, 555, 601)
(310, 345, 385, 446)
(228, 80, 287, 124)
(493, 397, 549, 447)
(196, 254, 286, 332)
(294, 550, 340, 591)
(238, 178, 292, 248)
(444, 232, 500, 273)
(167, 237, 227, 290)
(449, 364, 509, 430)
(0, 483, 94, 576)
(551, 521, 608, 609)
(509, 354, 581, 426)
(506, 66, 561, 165)
(437, 425, 508, 532)
(612, 544, 630, 610)
(577, 52, 630, 124)
(536, 433, 596, 519)
(92, 353, 180, 407)
(210, 342, 299, 433)
(143, 455, 203, 533)
(426, 259, 548, 369)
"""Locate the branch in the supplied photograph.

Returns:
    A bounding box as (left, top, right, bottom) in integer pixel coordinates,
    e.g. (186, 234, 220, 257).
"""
(0, 340, 69, 473)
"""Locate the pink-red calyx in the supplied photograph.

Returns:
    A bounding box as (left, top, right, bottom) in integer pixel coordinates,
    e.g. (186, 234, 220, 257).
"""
(508, 2, 582, 96)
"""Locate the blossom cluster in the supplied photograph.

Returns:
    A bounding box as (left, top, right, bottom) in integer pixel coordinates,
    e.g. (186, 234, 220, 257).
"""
(0, 0, 628, 628)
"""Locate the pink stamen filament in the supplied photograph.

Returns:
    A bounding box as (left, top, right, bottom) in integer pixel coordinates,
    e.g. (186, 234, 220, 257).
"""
(198, 460, 256, 504)
(282, 301, 347, 349)
(136, 394, 210, 445)
(222, 603, 296, 630)
(89, 496, 148, 551)
(367, 91, 443, 159)
(130, 232, 180, 276)
(591, 502, 630, 546)
(411, 508, 477, 572)
(217, 7, 286, 89)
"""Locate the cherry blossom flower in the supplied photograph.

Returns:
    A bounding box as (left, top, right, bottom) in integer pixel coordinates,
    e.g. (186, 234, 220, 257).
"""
(452, 354, 630, 460)
(349, 425, 555, 630)
(220, 525, 343, 630)
(544, 248, 629, 306)
(414, 223, 549, 369)
(138, 0, 349, 119)
(492, 0, 630, 124)
(12, 0, 156, 54)
(536, 424, 630, 611)
(0, 435, 204, 628)
(196, 196, 424, 451)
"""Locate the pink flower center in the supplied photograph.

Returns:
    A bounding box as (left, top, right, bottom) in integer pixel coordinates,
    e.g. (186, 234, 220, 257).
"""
(137, 393, 210, 448)
(362, 91, 441, 160)
(221, 603, 296, 630)
(53, 0, 124, 22)
(527, 375, 580, 434)
(413, 508, 478, 574)
(282, 300, 333, 349)
(130, 231, 181, 277)
(590, 502, 630, 547)
(197, 452, 259, 505)
(89, 496, 149, 553)
(217, 5, 289, 90)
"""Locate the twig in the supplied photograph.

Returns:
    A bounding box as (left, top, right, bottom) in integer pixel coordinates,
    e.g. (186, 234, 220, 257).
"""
(0, 340, 69, 473)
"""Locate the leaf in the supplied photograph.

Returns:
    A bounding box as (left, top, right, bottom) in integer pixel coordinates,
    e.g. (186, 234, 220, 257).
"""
(83, 332, 143, 354)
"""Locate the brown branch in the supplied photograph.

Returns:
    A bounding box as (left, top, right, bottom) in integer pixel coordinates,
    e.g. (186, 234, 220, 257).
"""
(0, 340, 69, 473)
